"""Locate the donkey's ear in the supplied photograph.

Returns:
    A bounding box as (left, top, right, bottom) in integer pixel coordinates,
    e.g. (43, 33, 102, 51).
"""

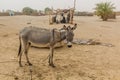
(63, 25, 67, 30)
(72, 23, 77, 30)
(60, 25, 67, 30)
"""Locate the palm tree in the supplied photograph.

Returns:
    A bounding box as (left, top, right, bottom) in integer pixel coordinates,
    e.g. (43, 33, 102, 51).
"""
(95, 2, 115, 21)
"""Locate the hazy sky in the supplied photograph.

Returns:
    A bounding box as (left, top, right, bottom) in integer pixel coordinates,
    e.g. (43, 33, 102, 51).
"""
(0, 0, 120, 12)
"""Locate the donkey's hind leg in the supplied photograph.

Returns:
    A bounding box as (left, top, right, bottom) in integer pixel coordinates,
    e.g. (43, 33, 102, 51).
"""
(19, 50, 23, 67)
(24, 42, 32, 66)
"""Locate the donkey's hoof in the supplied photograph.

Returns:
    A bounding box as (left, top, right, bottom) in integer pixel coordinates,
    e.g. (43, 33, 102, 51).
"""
(19, 64, 23, 67)
(49, 64, 56, 68)
(28, 63, 32, 66)
(52, 65, 56, 68)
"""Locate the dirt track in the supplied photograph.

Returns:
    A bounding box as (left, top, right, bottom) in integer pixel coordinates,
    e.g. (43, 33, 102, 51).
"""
(0, 16, 120, 80)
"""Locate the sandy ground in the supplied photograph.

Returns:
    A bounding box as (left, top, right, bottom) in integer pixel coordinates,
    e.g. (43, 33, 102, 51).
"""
(0, 15, 120, 80)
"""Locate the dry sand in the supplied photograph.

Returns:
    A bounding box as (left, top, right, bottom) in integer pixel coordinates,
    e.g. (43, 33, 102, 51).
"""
(0, 15, 120, 80)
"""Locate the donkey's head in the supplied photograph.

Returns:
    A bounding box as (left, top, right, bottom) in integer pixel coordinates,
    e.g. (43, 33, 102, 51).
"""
(62, 24, 77, 48)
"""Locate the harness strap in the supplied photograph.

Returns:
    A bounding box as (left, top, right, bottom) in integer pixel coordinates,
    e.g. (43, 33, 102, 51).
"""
(59, 30, 66, 42)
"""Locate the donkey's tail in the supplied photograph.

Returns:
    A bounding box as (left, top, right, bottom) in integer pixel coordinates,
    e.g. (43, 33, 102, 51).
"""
(18, 35, 22, 57)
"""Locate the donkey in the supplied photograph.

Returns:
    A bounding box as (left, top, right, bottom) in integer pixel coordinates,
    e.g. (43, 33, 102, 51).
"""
(18, 24, 77, 67)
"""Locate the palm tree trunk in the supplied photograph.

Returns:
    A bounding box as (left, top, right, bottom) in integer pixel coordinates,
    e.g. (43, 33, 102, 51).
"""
(102, 15, 108, 21)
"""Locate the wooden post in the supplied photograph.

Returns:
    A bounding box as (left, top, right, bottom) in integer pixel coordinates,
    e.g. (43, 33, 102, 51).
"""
(74, 0, 76, 9)
(49, 11, 51, 24)
(49, 9, 53, 25)
(69, 9, 72, 24)
(69, 0, 76, 24)
(72, 0, 76, 24)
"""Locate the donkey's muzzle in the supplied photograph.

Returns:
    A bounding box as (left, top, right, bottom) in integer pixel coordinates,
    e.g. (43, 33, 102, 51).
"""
(67, 45, 72, 48)
(67, 42, 72, 48)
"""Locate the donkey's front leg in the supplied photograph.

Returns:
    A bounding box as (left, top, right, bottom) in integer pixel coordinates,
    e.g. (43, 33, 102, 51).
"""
(49, 47, 55, 67)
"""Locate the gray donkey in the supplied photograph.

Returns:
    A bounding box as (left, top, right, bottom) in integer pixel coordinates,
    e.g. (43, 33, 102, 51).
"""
(18, 24, 77, 67)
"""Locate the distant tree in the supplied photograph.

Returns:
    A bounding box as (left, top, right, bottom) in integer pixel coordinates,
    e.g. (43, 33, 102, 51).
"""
(22, 7, 34, 15)
(95, 2, 115, 21)
(31, 9, 39, 16)
(44, 7, 52, 14)
(32, 9, 38, 14)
